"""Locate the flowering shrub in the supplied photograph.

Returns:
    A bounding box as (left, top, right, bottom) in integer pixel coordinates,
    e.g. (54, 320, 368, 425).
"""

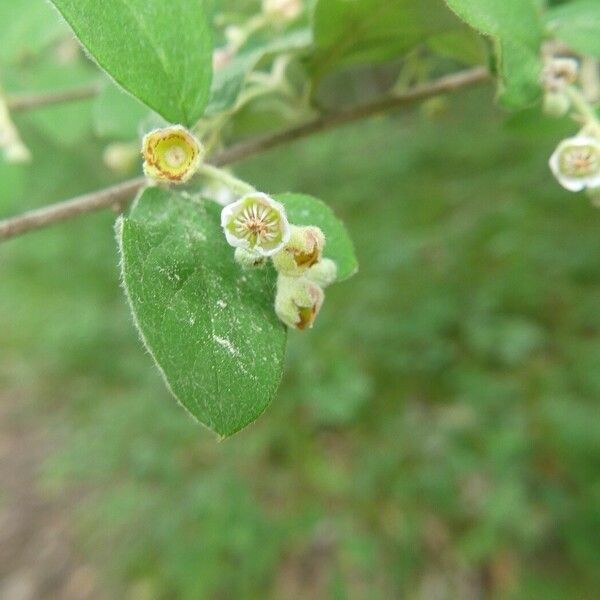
(0, 0, 597, 437)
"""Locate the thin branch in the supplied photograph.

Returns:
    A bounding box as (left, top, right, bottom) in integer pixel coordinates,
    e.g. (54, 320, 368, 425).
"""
(6, 83, 101, 113)
(0, 67, 489, 242)
(211, 67, 489, 167)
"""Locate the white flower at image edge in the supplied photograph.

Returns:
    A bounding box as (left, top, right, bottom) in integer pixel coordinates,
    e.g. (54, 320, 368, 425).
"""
(221, 193, 291, 257)
(549, 136, 600, 192)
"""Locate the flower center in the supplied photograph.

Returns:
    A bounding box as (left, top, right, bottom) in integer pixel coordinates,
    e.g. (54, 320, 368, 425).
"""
(561, 145, 600, 177)
(164, 144, 187, 169)
(234, 204, 279, 244)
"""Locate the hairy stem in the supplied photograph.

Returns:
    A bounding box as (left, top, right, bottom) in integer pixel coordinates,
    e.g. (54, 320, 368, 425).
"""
(196, 163, 257, 196)
(0, 67, 489, 242)
(565, 85, 600, 136)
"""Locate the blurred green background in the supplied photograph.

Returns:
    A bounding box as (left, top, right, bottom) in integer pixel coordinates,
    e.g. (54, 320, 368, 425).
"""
(1, 2, 600, 599)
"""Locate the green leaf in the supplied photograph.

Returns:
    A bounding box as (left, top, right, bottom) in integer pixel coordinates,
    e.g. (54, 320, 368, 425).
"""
(275, 193, 358, 281)
(444, 0, 543, 109)
(427, 29, 488, 66)
(118, 188, 287, 437)
(545, 0, 600, 57)
(444, 0, 542, 46)
(311, 0, 461, 78)
(496, 39, 542, 109)
(49, 0, 214, 126)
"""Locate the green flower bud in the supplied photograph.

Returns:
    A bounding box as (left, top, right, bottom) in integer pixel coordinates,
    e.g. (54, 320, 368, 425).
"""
(275, 275, 324, 330)
(142, 125, 204, 184)
(543, 91, 570, 118)
(542, 57, 579, 91)
(272, 225, 325, 277)
(306, 258, 337, 289)
(262, 0, 302, 21)
(103, 142, 139, 174)
(234, 247, 267, 269)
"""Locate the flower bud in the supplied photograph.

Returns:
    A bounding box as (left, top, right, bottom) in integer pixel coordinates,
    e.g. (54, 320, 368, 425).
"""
(272, 225, 325, 277)
(234, 247, 267, 269)
(142, 125, 204, 184)
(275, 275, 324, 330)
(263, 0, 302, 21)
(213, 47, 233, 71)
(543, 91, 570, 118)
(306, 258, 337, 289)
(549, 136, 600, 191)
(103, 142, 139, 174)
(542, 57, 579, 92)
(221, 192, 291, 257)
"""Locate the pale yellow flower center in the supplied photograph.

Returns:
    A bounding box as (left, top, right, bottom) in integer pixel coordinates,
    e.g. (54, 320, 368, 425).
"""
(560, 145, 600, 178)
(233, 203, 280, 245)
(164, 144, 187, 169)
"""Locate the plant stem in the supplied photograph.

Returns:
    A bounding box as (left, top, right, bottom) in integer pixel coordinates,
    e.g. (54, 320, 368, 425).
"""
(6, 83, 101, 113)
(0, 67, 489, 242)
(565, 85, 600, 136)
(196, 163, 256, 196)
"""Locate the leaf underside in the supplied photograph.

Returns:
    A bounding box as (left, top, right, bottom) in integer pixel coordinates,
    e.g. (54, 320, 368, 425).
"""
(118, 188, 287, 437)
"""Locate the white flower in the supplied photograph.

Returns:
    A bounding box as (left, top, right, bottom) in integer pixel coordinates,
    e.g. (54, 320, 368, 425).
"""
(549, 136, 600, 192)
(221, 192, 291, 257)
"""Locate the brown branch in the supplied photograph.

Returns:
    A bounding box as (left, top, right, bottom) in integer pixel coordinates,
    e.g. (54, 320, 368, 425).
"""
(6, 83, 101, 113)
(211, 67, 489, 167)
(0, 67, 489, 242)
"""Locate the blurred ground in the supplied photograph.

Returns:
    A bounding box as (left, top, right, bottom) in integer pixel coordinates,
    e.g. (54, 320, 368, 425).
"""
(0, 400, 101, 600)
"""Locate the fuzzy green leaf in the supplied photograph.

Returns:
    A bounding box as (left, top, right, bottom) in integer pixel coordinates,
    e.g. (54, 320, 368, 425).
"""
(49, 0, 213, 126)
(545, 0, 600, 58)
(444, 0, 543, 109)
(276, 193, 358, 281)
(118, 188, 287, 437)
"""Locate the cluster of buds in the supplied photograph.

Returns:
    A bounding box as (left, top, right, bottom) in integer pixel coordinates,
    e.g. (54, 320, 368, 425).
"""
(542, 57, 579, 118)
(140, 126, 337, 330)
(542, 57, 600, 198)
(220, 193, 336, 330)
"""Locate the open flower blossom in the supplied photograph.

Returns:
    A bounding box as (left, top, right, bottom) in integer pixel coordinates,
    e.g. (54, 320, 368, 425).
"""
(275, 275, 324, 330)
(549, 136, 600, 191)
(142, 125, 204, 184)
(272, 225, 325, 277)
(221, 192, 291, 257)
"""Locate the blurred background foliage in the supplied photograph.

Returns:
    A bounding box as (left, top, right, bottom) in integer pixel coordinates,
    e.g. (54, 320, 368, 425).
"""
(0, 0, 599, 599)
